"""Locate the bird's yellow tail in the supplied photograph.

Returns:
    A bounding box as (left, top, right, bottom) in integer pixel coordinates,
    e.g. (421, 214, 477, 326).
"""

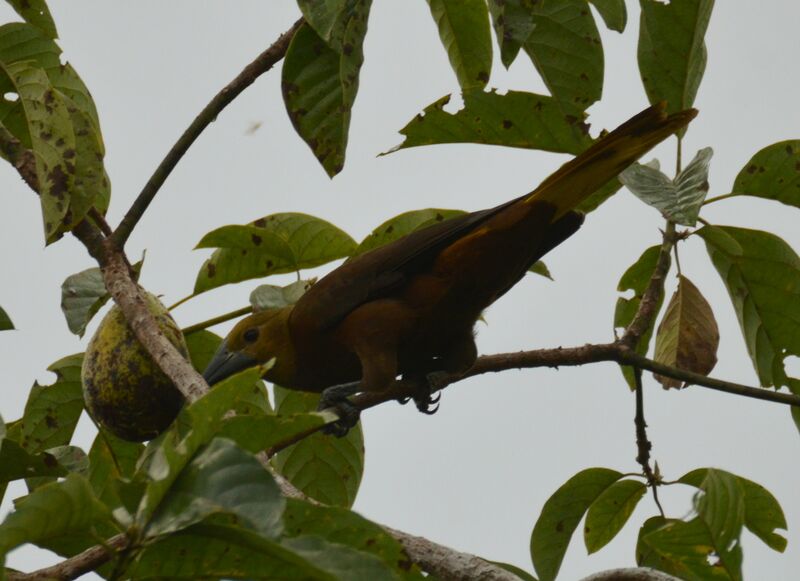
(527, 103, 698, 217)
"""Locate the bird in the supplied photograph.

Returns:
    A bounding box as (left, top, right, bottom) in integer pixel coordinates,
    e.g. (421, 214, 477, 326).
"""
(203, 103, 696, 435)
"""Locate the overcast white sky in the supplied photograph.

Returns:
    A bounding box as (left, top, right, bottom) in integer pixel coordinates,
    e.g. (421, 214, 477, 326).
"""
(1, 1, 799, 579)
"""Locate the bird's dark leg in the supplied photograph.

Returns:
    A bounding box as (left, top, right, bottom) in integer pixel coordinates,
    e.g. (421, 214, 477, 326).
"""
(318, 381, 361, 437)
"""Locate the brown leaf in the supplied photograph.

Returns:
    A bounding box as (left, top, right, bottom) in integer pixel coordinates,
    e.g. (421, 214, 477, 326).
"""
(653, 276, 719, 388)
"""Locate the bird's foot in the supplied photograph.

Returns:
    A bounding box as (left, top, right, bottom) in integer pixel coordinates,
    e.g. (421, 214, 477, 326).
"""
(400, 371, 445, 415)
(318, 381, 361, 437)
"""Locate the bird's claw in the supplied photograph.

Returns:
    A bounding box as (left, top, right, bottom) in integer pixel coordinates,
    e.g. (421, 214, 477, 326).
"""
(414, 390, 440, 415)
(318, 382, 361, 438)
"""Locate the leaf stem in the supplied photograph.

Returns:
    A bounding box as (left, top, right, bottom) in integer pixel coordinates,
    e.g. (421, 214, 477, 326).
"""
(168, 293, 198, 311)
(182, 306, 252, 335)
(702, 192, 741, 206)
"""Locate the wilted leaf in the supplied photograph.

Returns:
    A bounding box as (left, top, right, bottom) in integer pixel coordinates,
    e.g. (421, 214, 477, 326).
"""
(679, 468, 787, 553)
(699, 225, 800, 387)
(620, 148, 712, 226)
(427, 0, 492, 89)
(146, 437, 284, 539)
(282, 7, 370, 177)
(584, 479, 647, 553)
(250, 279, 315, 311)
(272, 387, 364, 508)
(4, 0, 58, 38)
(194, 213, 356, 293)
(638, 0, 714, 116)
(523, 0, 604, 109)
(589, 0, 627, 32)
(354, 208, 466, 255)
(614, 245, 664, 389)
(732, 140, 800, 210)
(387, 89, 591, 155)
(653, 275, 719, 388)
(487, 0, 536, 68)
(530, 468, 621, 581)
(0, 305, 12, 330)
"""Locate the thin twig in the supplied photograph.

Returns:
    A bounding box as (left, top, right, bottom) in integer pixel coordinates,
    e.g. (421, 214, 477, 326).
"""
(634, 368, 665, 517)
(111, 18, 304, 248)
(181, 305, 252, 335)
(702, 192, 740, 206)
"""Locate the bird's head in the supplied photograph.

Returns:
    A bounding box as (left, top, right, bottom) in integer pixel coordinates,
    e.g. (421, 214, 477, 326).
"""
(203, 306, 294, 386)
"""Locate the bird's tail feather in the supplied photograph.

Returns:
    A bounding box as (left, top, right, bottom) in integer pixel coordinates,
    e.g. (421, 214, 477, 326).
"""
(526, 103, 698, 217)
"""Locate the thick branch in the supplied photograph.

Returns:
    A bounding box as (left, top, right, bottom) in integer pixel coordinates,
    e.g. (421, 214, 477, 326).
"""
(111, 17, 303, 247)
(5, 534, 128, 581)
(579, 568, 681, 581)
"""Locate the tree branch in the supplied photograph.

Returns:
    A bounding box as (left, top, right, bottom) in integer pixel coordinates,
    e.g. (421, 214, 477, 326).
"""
(110, 17, 304, 248)
(634, 368, 664, 517)
(5, 534, 129, 581)
(579, 568, 682, 581)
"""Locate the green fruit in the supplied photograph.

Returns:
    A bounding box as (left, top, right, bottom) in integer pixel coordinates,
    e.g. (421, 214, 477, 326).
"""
(82, 292, 188, 441)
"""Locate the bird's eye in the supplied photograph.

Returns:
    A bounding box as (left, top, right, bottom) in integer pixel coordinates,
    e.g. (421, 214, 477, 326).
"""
(243, 328, 259, 343)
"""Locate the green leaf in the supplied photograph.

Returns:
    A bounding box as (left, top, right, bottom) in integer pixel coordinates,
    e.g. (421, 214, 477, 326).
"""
(283, 499, 425, 579)
(4, 0, 57, 39)
(530, 467, 622, 581)
(134, 367, 268, 527)
(146, 437, 284, 539)
(427, 0, 492, 89)
(614, 245, 664, 389)
(87, 430, 144, 511)
(679, 468, 787, 553)
(0, 305, 12, 330)
(11, 355, 84, 455)
(0, 59, 74, 243)
(523, 0, 604, 109)
(583, 479, 647, 554)
(297, 0, 367, 51)
(635, 516, 691, 578)
(638, 0, 714, 115)
(272, 387, 364, 508)
(488, 0, 536, 68)
(184, 330, 273, 415)
(732, 140, 800, 210)
(60, 266, 109, 336)
(282, 534, 401, 581)
(218, 413, 326, 455)
(282, 9, 370, 178)
(0, 438, 65, 484)
(621, 148, 712, 226)
(388, 90, 591, 156)
(126, 522, 340, 580)
(652, 275, 719, 388)
(354, 208, 466, 255)
(490, 561, 539, 581)
(698, 225, 800, 387)
(694, 469, 745, 578)
(250, 279, 315, 311)
(0, 474, 110, 568)
(194, 212, 356, 293)
(588, 0, 627, 32)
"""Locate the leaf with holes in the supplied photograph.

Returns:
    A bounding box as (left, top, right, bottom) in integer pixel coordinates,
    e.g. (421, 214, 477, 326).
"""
(589, 0, 627, 32)
(699, 225, 800, 388)
(680, 468, 787, 553)
(4, 0, 58, 38)
(0, 305, 12, 330)
(487, 0, 536, 68)
(146, 437, 285, 539)
(250, 279, 315, 312)
(620, 148, 712, 226)
(386, 90, 592, 156)
(614, 245, 664, 389)
(271, 387, 364, 508)
(652, 276, 719, 388)
(282, 6, 370, 178)
(523, 0, 604, 109)
(638, 0, 714, 116)
(732, 140, 800, 210)
(194, 213, 356, 293)
(584, 479, 647, 554)
(9, 354, 84, 456)
(530, 467, 622, 581)
(427, 0, 492, 89)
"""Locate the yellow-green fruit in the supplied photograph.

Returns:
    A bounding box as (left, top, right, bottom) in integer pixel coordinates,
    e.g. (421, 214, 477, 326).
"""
(82, 292, 188, 441)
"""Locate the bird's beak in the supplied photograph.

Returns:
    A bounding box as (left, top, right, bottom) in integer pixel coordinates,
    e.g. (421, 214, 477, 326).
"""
(203, 340, 259, 386)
